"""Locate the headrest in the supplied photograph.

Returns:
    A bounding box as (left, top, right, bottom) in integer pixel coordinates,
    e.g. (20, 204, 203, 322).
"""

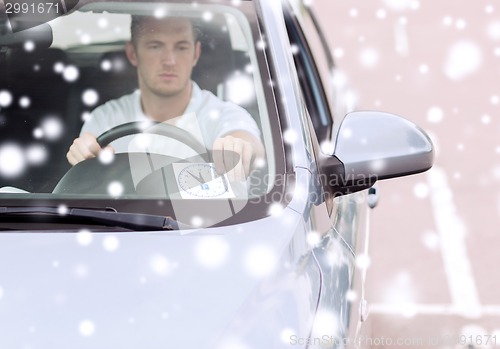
(192, 15, 235, 94)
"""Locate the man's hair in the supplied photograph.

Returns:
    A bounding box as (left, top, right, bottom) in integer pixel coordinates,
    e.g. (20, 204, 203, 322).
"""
(130, 15, 201, 46)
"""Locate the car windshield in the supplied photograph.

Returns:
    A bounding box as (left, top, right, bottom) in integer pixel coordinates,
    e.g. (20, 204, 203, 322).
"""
(0, 0, 288, 227)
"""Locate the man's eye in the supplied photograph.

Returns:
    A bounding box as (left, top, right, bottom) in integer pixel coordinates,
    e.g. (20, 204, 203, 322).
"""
(178, 46, 189, 51)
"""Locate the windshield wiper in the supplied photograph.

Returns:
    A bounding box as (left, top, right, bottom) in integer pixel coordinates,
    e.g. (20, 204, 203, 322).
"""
(0, 206, 179, 231)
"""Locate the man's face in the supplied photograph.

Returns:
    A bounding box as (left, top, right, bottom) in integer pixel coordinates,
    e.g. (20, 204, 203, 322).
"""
(126, 17, 201, 98)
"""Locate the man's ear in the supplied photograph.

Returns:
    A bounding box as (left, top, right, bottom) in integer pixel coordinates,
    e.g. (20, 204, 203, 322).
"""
(193, 41, 201, 67)
(125, 42, 138, 67)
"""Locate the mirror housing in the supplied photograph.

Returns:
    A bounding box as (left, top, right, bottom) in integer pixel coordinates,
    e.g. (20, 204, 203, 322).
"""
(320, 111, 434, 196)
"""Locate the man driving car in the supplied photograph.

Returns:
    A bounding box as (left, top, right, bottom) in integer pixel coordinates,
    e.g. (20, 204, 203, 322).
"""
(66, 15, 264, 181)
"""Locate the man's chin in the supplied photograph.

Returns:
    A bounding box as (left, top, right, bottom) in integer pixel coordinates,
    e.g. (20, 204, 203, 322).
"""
(152, 87, 183, 98)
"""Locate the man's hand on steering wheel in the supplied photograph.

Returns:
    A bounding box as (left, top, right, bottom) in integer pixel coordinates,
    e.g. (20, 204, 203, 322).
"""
(212, 131, 265, 182)
(67, 132, 115, 166)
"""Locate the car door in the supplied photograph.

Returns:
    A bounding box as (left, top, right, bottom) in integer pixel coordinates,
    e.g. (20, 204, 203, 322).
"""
(283, 1, 370, 346)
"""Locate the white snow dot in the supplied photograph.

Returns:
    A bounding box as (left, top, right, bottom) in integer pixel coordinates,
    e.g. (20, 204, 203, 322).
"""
(225, 74, 255, 105)
(80, 34, 91, 45)
(202, 11, 213, 22)
(253, 157, 266, 169)
(103, 235, 119, 252)
(486, 5, 494, 13)
(82, 111, 92, 122)
(98, 148, 115, 164)
(422, 231, 440, 250)
(76, 230, 93, 246)
(444, 41, 482, 80)
(280, 328, 297, 344)
(419, 64, 429, 74)
(0, 144, 26, 178)
(0, 286, 3, 300)
(481, 114, 491, 124)
(209, 109, 220, 120)
(19, 96, 31, 108)
(33, 128, 43, 139)
(244, 245, 277, 278)
(410, 0, 420, 10)
(97, 18, 108, 28)
(54, 62, 64, 73)
(333, 47, 344, 58)
(383, 0, 413, 12)
(487, 21, 500, 40)
(82, 89, 99, 106)
(26, 144, 47, 165)
(306, 231, 322, 247)
(491, 95, 499, 105)
(360, 48, 379, 68)
(413, 182, 429, 199)
(107, 181, 123, 197)
(356, 253, 371, 269)
(346, 290, 358, 302)
(342, 128, 353, 139)
(101, 60, 112, 71)
(195, 236, 229, 268)
(74, 263, 89, 279)
(154, 8, 167, 18)
(311, 310, 339, 337)
(427, 107, 444, 123)
(320, 140, 335, 154)
(268, 203, 284, 216)
(24, 40, 35, 52)
(0, 90, 13, 108)
(457, 143, 465, 151)
(455, 19, 466, 30)
(256, 40, 266, 50)
(376, 9, 386, 19)
(63, 65, 79, 82)
(150, 254, 176, 275)
(443, 16, 453, 26)
(42, 117, 63, 141)
(58, 204, 68, 215)
(349, 8, 358, 17)
(191, 216, 203, 227)
(283, 129, 298, 144)
(78, 320, 95, 337)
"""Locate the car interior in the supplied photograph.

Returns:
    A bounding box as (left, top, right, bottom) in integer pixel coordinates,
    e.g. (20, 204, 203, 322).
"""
(0, 10, 262, 194)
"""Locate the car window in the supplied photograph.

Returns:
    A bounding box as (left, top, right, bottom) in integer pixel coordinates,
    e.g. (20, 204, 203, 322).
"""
(284, 3, 335, 143)
(0, 0, 288, 226)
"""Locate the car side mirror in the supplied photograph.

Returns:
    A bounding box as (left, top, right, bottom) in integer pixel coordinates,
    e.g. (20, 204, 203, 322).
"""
(320, 111, 434, 196)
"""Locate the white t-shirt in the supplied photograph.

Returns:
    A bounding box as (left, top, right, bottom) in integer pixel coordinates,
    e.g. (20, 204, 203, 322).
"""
(81, 81, 261, 159)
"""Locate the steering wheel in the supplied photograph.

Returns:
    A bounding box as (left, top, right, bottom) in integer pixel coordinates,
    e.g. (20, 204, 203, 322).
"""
(96, 121, 209, 160)
(53, 121, 210, 195)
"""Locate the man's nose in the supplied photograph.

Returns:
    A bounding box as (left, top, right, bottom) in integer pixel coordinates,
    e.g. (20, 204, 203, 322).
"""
(161, 49, 176, 65)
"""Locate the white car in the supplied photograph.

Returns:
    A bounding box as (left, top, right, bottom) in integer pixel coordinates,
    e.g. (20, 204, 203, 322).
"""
(0, 0, 433, 348)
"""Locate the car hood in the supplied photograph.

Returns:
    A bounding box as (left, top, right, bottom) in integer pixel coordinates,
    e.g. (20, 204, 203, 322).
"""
(0, 206, 319, 349)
